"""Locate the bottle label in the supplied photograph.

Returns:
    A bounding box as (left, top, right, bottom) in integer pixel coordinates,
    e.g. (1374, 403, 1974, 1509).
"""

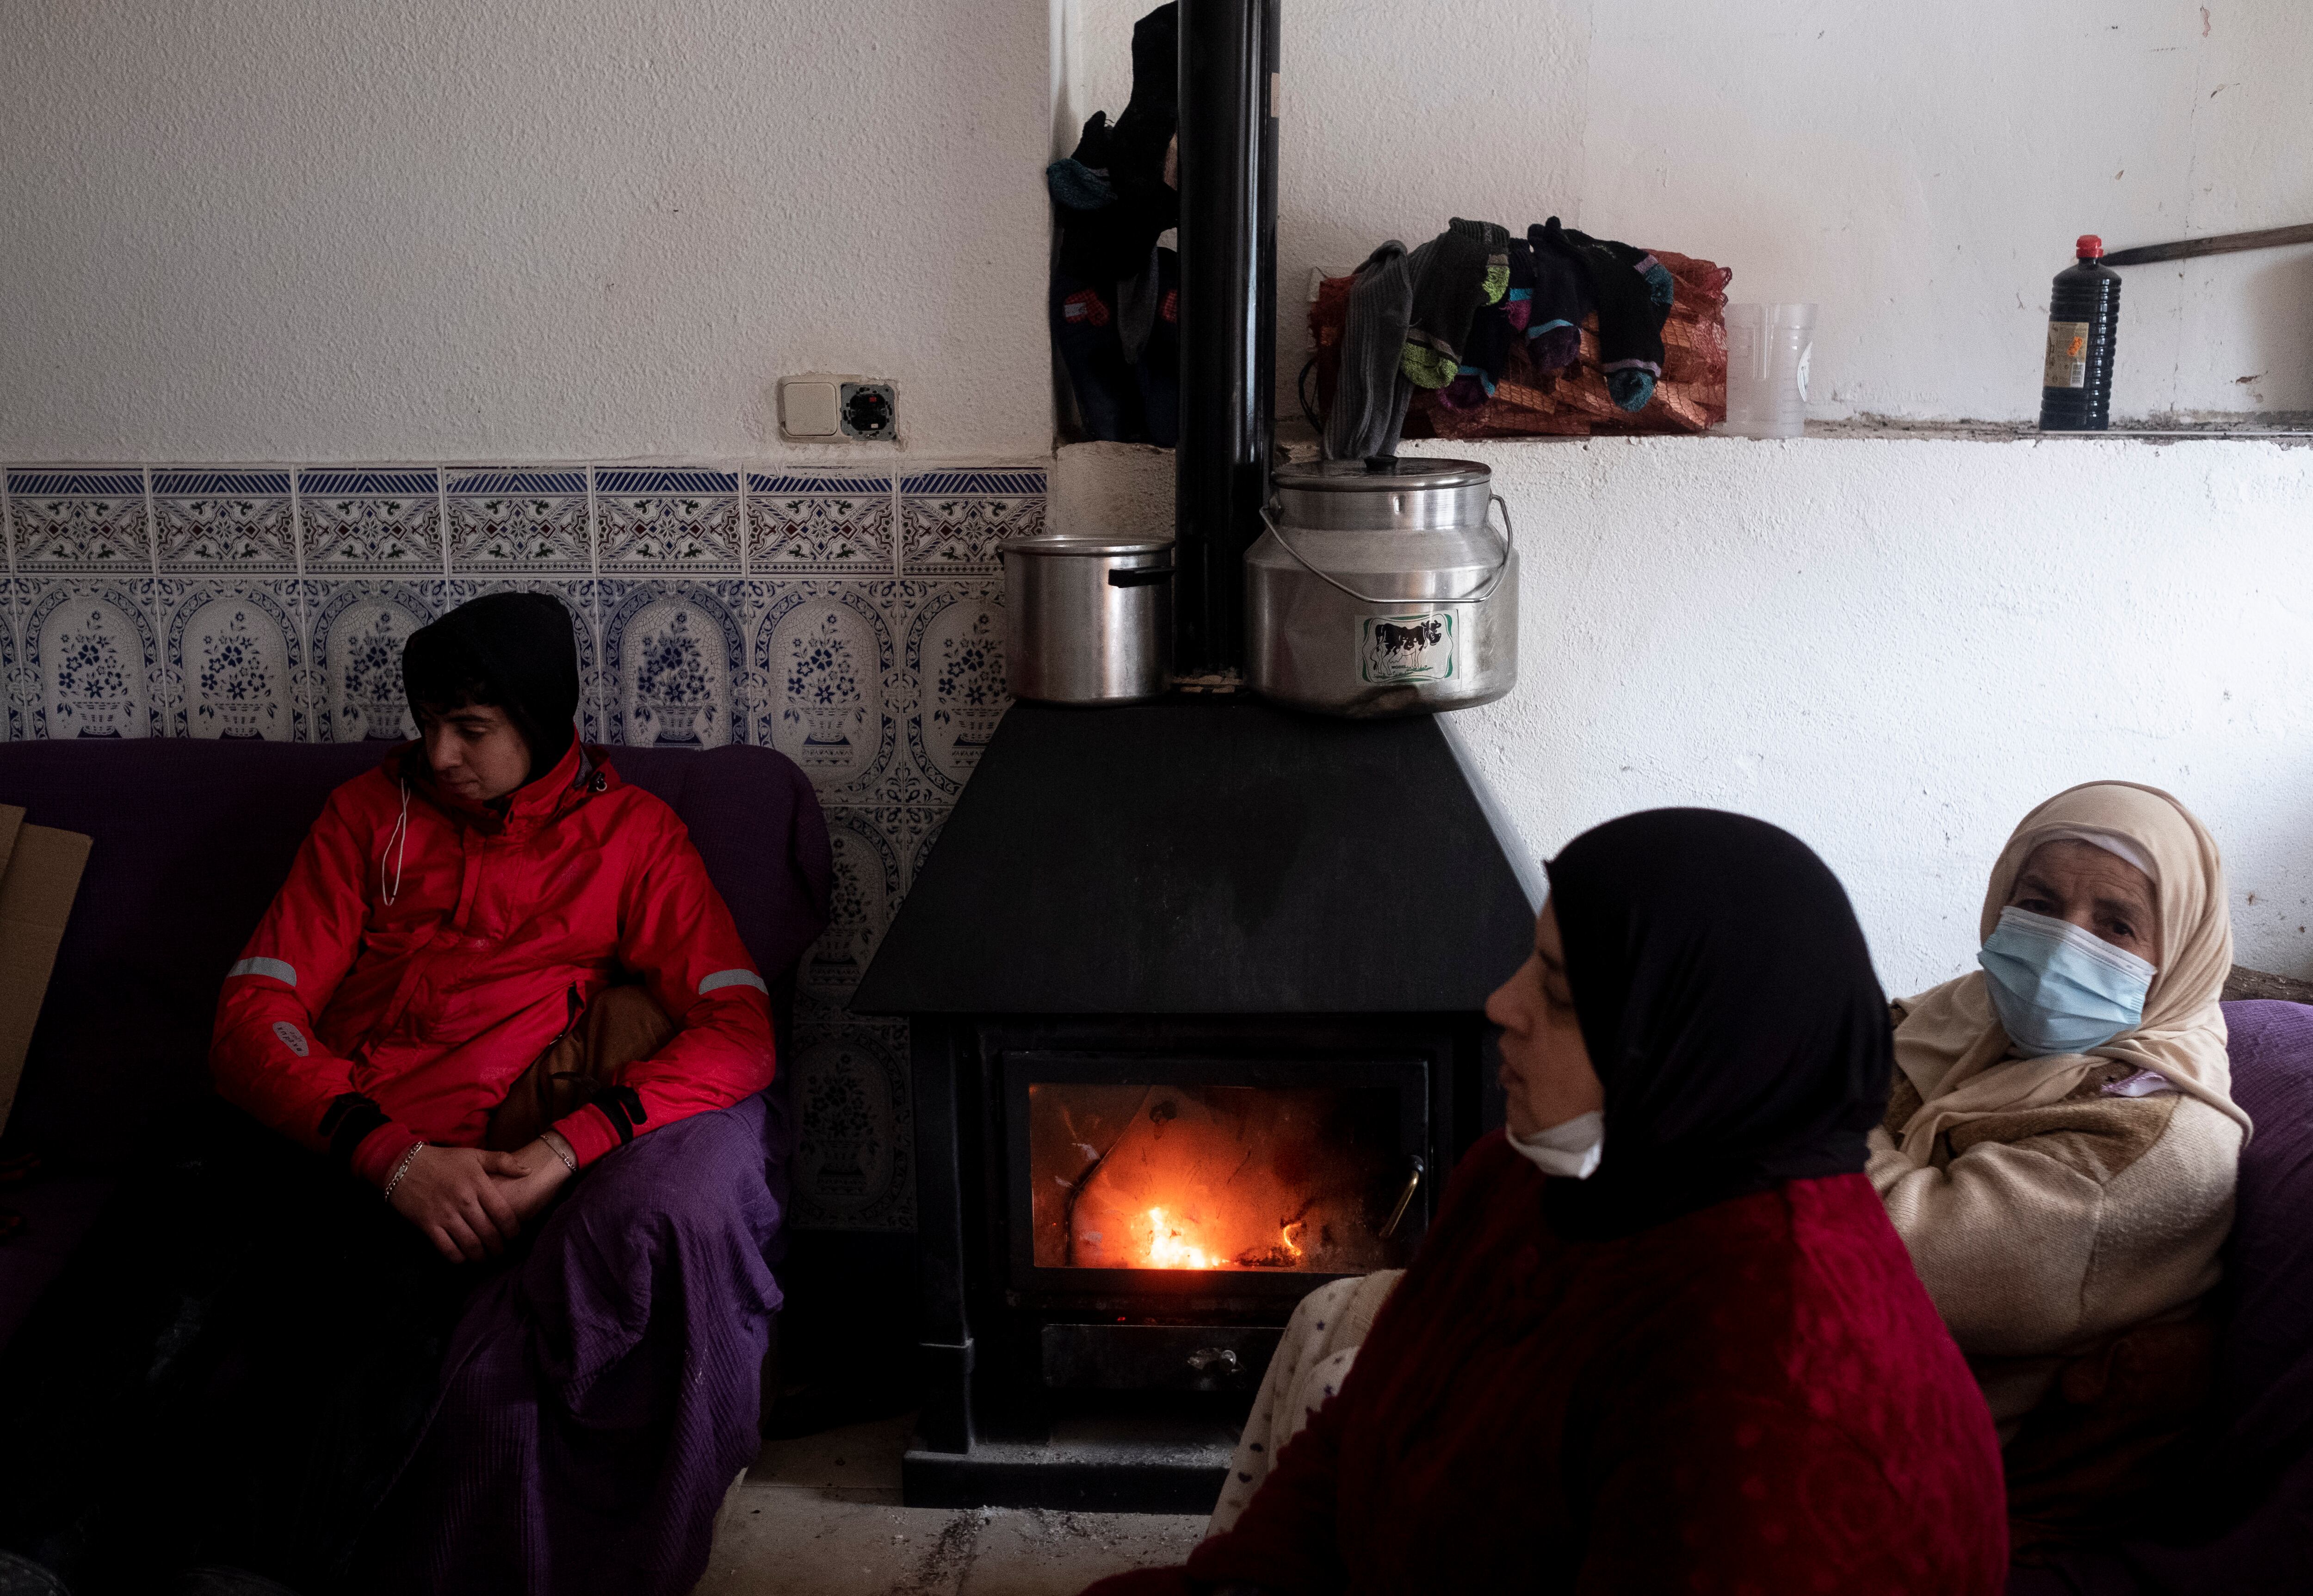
(2045, 320, 2090, 388)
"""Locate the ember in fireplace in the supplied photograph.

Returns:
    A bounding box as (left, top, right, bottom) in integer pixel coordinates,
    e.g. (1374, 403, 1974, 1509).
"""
(1023, 1071, 1422, 1276)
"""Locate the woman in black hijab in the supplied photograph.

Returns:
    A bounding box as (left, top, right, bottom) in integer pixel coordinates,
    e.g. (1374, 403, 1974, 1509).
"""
(1088, 810, 2009, 1596)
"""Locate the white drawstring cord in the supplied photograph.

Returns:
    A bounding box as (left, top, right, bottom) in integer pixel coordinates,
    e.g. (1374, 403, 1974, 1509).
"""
(381, 779, 411, 905)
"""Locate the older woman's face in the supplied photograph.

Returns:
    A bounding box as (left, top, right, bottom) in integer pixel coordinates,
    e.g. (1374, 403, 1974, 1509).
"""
(1485, 899, 1607, 1137)
(2006, 839, 2161, 967)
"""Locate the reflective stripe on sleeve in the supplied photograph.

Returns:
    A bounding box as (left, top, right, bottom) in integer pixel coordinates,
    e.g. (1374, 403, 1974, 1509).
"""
(227, 956, 298, 986)
(698, 968, 769, 997)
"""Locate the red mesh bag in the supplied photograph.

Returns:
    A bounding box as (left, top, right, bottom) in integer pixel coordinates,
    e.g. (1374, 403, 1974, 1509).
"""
(1308, 250, 1732, 441)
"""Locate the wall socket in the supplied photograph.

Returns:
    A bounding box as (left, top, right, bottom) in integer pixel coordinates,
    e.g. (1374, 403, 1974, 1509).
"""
(779, 374, 899, 443)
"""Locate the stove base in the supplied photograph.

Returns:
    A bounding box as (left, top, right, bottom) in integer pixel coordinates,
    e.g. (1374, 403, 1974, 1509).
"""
(903, 1417, 1238, 1514)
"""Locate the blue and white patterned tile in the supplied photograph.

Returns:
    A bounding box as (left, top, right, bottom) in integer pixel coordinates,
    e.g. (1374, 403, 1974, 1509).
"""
(445, 469, 593, 573)
(752, 578, 914, 801)
(18, 578, 165, 740)
(600, 578, 749, 749)
(437, 575, 606, 744)
(152, 470, 296, 573)
(899, 466, 1045, 574)
(804, 807, 907, 1002)
(304, 579, 444, 742)
(747, 470, 896, 576)
(298, 470, 444, 575)
(0, 593, 23, 742)
(901, 804, 949, 891)
(897, 579, 1010, 797)
(789, 1017, 915, 1232)
(156, 578, 305, 740)
(6, 470, 153, 573)
(595, 469, 741, 573)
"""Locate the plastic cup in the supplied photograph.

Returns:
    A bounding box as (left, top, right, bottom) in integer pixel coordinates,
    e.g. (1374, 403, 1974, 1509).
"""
(1721, 302, 1817, 439)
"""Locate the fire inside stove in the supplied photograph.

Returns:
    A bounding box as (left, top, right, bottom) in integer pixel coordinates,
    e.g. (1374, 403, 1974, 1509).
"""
(1027, 1079, 1416, 1273)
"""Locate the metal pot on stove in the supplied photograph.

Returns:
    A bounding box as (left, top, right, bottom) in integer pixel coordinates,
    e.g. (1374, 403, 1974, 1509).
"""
(1245, 457, 1518, 717)
(998, 534, 1175, 705)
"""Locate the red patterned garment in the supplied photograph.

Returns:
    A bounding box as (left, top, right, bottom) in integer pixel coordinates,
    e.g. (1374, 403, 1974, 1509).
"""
(1086, 1133, 2007, 1596)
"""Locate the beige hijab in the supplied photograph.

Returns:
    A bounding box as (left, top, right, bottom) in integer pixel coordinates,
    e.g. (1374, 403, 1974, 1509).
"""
(1892, 781, 2249, 1160)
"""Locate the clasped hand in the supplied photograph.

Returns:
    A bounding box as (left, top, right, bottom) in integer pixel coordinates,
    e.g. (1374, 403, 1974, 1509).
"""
(387, 1136, 575, 1262)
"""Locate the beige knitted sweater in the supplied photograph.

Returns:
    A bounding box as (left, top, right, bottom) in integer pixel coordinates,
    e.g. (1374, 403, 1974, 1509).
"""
(1866, 1011, 2241, 1430)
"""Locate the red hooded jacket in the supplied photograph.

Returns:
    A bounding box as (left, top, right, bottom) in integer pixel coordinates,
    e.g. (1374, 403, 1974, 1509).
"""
(210, 740, 775, 1186)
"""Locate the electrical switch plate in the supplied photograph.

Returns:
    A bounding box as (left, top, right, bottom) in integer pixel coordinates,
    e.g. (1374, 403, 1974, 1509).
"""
(779, 377, 841, 438)
(779, 374, 899, 443)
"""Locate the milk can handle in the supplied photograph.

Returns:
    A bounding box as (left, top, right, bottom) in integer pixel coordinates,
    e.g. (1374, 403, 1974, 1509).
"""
(1257, 495, 1515, 606)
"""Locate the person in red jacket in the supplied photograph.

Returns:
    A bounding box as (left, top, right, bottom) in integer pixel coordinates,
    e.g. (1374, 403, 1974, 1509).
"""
(0, 594, 780, 1596)
(1087, 810, 2009, 1596)
(212, 592, 775, 1263)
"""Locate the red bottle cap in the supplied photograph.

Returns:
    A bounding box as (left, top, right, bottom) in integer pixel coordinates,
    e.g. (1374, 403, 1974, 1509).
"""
(2076, 234, 2104, 259)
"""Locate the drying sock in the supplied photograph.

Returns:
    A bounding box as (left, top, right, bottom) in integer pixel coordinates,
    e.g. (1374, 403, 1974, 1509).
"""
(1555, 220, 1673, 410)
(1500, 237, 1537, 334)
(1118, 240, 1162, 364)
(1441, 298, 1514, 410)
(1525, 220, 1596, 374)
(1046, 157, 1114, 212)
(1325, 240, 1417, 460)
(1051, 271, 1145, 442)
(1478, 223, 1511, 303)
(1400, 219, 1502, 389)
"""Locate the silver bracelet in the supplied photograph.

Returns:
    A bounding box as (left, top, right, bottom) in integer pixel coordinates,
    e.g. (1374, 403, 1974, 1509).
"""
(383, 1140, 426, 1202)
(541, 1132, 578, 1176)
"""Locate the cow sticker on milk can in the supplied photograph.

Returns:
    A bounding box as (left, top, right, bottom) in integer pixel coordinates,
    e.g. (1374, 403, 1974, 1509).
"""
(1359, 612, 1455, 685)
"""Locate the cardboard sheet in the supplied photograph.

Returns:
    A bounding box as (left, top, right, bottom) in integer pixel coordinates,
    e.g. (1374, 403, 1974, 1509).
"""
(0, 814, 91, 1139)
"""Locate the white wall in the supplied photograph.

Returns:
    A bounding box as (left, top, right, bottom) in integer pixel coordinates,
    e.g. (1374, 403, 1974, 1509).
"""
(1453, 433, 2313, 992)
(0, 0, 1055, 463)
(1074, 0, 2313, 425)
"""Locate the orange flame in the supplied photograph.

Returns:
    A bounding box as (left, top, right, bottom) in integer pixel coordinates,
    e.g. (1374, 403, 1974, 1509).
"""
(1143, 1206, 1216, 1269)
(1280, 1220, 1305, 1260)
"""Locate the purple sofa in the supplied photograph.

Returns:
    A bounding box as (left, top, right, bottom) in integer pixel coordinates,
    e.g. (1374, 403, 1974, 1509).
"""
(2010, 998, 2313, 1594)
(0, 737, 831, 1592)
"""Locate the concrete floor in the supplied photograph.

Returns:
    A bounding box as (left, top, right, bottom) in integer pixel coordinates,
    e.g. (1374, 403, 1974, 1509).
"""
(695, 1415, 1206, 1596)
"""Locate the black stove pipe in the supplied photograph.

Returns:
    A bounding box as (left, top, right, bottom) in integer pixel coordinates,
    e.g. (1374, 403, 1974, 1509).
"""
(1173, 0, 1279, 677)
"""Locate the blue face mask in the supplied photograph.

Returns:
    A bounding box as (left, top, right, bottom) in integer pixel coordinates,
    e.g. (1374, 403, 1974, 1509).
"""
(1978, 906, 2156, 1057)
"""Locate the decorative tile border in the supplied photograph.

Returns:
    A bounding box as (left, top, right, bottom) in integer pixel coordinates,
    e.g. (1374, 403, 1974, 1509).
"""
(900, 467, 1045, 574)
(6, 470, 154, 573)
(748, 471, 897, 576)
(0, 458, 1044, 1232)
(595, 469, 742, 573)
(299, 470, 445, 574)
(152, 471, 296, 573)
(446, 469, 592, 573)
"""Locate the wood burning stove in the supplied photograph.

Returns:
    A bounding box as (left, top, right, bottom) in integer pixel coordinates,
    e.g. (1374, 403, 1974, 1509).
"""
(849, 0, 1530, 1512)
(854, 700, 1531, 1508)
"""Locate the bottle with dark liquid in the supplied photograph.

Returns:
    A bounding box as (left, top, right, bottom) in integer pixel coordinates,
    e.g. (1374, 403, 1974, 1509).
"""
(2039, 234, 2121, 431)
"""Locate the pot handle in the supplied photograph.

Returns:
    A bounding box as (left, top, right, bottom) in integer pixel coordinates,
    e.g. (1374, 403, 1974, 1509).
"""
(1257, 495, 1516, 606)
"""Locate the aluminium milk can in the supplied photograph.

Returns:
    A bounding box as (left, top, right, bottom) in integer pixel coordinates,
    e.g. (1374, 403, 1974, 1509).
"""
(1245, 458, 1517, 717)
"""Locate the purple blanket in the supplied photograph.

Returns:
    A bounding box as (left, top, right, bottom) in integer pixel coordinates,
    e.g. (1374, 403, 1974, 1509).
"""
(377, 1090, 787, 1594)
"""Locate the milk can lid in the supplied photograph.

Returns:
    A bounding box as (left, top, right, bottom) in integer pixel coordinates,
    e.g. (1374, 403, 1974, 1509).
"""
(1271, 456, 1490, 492)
